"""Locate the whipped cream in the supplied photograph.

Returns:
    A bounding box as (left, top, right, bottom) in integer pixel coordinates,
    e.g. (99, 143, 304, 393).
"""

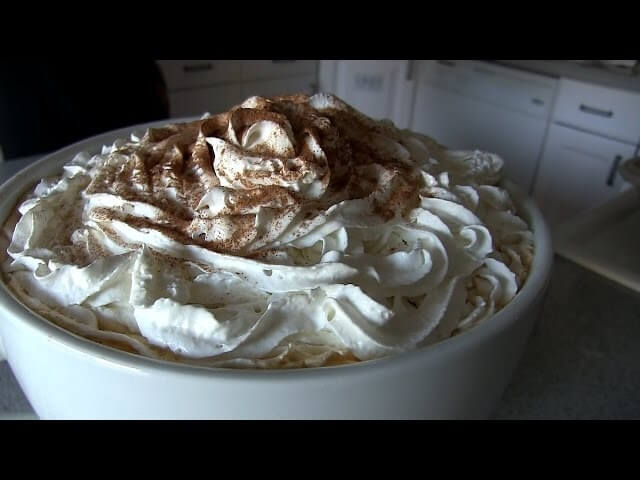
(1, 93, 534, 368)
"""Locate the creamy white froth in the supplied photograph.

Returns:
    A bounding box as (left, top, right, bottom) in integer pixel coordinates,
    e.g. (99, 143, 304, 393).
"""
(1, 93, 534, 368)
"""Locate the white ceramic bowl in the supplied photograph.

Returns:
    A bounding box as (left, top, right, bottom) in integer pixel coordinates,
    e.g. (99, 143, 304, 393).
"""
(0, 120, 553, 419)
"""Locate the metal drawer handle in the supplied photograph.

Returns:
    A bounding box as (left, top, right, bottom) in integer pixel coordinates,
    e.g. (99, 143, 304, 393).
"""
(579, 104, 613, 118)
(606, 155, 623, 186)
(406, 60, 415, 81)
(183, 63, 213, 73)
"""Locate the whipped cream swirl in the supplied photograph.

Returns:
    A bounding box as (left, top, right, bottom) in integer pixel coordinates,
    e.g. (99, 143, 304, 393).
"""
(2, 94, 534, 368)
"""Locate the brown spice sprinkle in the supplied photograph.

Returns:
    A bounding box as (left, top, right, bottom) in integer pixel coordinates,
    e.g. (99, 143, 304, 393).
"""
(82, 94, 423, 257)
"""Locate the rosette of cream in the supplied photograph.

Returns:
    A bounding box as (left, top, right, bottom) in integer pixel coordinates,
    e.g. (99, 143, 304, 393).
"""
(1, 93, 534, 368)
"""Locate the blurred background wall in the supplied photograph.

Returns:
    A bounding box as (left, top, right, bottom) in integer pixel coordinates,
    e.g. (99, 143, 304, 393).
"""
(1, 59, 639, 234)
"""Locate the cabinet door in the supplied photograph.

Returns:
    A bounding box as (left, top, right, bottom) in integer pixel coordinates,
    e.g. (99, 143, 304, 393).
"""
(553, 78, 640, 144)
(327, 60, 414, 129)
(169, 84, 245, 118)
(241, 75, 317, 100)
(157, 60, 242, 91)
(533, 123, 635, 229)
(410, 61, 549, 193)
(241, 60, 317, 82)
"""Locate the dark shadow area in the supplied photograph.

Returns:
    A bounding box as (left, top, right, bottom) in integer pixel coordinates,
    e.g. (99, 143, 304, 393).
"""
(0, 59, 169, 160)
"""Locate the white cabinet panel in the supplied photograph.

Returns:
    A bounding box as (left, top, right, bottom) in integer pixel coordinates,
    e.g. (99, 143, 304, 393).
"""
(533, 123, 635, 229)
(241, 60, 316, 82)
(160, 61, 318, 119)
(411, 78, 548, 193)
(329, 60, 414, 129)
(318, 60, 338, 93)
(240, 75, 317, 99)
(169, 84, 245, 118)
(416, 60, 556, 119)
(157, 60, 242, 91)
(553, 78, 640, 144)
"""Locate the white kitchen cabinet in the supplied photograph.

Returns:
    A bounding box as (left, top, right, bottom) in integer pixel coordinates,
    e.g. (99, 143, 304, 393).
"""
(170, 77, 316, 118)
(241, 75, 317, 100)
(318, 60, 415, 129)
(169, 84, 245, 118)
(156, 60, 318, 119)
(157, 60, 242, 91)
(553, 78, 640, 144)
(241, 60, 317, 82)
(533, 123, 635, 229)
(410, 60, 557, 193)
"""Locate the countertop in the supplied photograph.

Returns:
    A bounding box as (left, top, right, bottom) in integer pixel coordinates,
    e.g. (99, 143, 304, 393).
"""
(1, 157, 640, 419)
(492, 60, 640, 93)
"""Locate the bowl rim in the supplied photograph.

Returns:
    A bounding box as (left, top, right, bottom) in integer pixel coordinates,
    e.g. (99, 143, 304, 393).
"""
(0, 118, 554, 381)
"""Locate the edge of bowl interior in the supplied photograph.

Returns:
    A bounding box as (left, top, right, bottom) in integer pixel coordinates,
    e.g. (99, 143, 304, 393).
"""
(0, 120, 554, 381)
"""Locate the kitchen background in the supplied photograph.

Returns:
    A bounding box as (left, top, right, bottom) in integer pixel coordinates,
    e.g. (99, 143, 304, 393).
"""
(1, 60, 640, 418)
(138, 60, 640, 294)
(1, 59, 639, 290)
(2, 60, 639, 231)
(151, 59, 640, 227)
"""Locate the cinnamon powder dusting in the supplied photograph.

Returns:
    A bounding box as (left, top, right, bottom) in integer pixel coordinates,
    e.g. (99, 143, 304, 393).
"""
(84, 94, 422, 256)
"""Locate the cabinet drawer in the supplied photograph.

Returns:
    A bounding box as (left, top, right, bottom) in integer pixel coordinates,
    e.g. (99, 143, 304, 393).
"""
(553, 78, 640, 144)
(157, 60, 242, 91)
(533, 123, 636, 228)
(464, 61, 557, 119)
(334, 60, 413, 128)
(415, 60, 472, 95)
(411, 81, 547, 193)
(241, 75, 317, 99)
(416, 60, 557, 119)
(241, 60, 317, 82)
(168, 84, 245, 118)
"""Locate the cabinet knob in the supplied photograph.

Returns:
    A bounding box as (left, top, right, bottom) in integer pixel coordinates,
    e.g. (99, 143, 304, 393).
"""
(606, 155, 623, 186)
(580, 104, 613, 118)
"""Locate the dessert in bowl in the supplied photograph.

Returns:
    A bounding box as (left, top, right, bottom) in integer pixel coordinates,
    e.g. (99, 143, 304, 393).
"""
(0, 94, 552, 419)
